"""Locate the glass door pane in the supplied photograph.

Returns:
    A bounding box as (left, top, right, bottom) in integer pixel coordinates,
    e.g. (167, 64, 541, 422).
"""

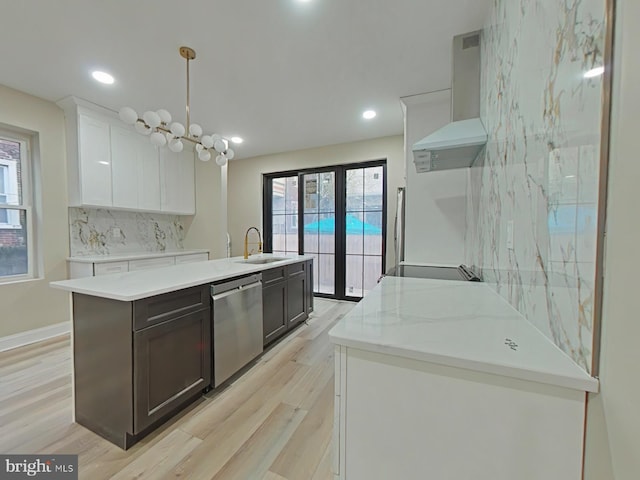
(302, 172, 335, 295)
(345, 166, 384, 298)
(271, 176, 298, 255)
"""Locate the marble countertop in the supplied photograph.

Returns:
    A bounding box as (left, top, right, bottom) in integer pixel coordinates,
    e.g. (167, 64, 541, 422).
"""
(51, 254, 313, 301)
(67, 249, 210, 263)
(328, 276, 598, 393)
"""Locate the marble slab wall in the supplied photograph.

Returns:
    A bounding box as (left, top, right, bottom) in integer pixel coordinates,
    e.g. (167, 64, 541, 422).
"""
(466, 0, 607, 373)
(69, 208, 186, 256)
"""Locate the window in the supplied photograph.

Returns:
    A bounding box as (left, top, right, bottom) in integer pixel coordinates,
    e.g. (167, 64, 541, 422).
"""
(0, 131, 34, 281)
(0, 165, 7, 223)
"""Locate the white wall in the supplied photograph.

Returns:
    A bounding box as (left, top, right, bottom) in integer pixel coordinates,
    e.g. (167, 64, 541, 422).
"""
(401, 91, 467, 266)
(0, 85, 70, 337)
(182, 158, 225, 259)
(584, 0, 640, 477)
(227, 136, 404, 267)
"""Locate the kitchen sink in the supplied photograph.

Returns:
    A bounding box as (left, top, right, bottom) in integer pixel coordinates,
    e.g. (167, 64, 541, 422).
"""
(236, 257, 288, 265)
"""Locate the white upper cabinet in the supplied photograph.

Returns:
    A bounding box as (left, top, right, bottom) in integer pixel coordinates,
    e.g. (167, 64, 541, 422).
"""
(111, 125, 161, 211)
(58, 97, 195, 215)
(137, 140, 162, 211)
(110, 125, 141, 209)
(77, 113, 112, 207)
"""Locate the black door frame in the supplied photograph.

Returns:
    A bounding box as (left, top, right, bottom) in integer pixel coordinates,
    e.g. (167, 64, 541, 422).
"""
(263, 159, 387, 302)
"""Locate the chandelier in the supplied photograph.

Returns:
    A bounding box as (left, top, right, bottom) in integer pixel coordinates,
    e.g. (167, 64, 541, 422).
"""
(118, 46, 235, 166)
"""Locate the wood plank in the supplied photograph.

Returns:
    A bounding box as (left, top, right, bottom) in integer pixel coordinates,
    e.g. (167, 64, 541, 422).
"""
(211, 403, 306, 480)
(109, 429, 202, 480)
(262, 472, 289, 480)
(270, 379, 335, 480)
(311, 440, 335, 480)
(166, 361, 309, 479)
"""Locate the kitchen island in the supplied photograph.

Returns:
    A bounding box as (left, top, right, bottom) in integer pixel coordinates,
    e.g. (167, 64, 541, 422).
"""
(50, 254, 314, 449)
(329, 276, 598, 480)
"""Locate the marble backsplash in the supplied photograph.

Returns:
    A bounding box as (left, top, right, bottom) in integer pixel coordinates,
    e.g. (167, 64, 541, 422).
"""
(69, 208, 186, 256)
(466, 0, 606, 373)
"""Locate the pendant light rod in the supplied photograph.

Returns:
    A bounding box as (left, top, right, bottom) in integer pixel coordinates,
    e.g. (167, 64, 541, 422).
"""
(180, 46, 195, 134)
(119, 45, 236, 166)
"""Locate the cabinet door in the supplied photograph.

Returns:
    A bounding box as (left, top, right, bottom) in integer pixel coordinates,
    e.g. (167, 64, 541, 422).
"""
(133, 309, 211, 433)
(160, 149, 195, 215)
(263, 281, 287, 346)
(137, 140, 161, 211)
(110, 125, 140, 209)
(111, 126, 161, 211)
(78, 113, 112, 206)
(287, 270, 307, 329)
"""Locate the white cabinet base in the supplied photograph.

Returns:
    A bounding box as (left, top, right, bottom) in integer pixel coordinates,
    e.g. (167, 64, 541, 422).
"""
(68, 252, 209, 279)
(334, 346, 586, 480)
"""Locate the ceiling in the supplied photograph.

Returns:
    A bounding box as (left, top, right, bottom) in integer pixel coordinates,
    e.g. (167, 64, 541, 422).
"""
(0, 0, 491, 160)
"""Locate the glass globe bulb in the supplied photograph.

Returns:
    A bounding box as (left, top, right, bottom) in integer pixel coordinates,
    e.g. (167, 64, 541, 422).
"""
(168, 138, 184, 153)
(156, 109, 172, 125)
(150, 131, 167, 147)
(215, 155, 227, 166)
(135, 121, 151, 135)
(213, 139, 226, 153)
(198, 150, 212, 162)
(225, 148, 235, 160)
(201, 135, 214, 149)
(119, 107, 138, 125)
(143, 111, 161, 128)
(170, 122, 185, 137)
(189, 123, 203, 137)
(195, 143, 204, 153)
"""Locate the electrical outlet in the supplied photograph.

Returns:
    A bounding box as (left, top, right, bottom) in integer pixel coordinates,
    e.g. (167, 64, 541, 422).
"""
(506, 221, 514, 250)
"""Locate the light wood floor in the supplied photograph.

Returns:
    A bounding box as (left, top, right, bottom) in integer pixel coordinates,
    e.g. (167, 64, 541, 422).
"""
(0, 298, 354, 480)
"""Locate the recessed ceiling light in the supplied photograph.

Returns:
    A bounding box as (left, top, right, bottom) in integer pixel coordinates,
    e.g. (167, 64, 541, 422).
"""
(584, 66, 604, 78)
(92, 70, 115, 85)
(230, 136, 244, 144)
(362, 110, 377, 120)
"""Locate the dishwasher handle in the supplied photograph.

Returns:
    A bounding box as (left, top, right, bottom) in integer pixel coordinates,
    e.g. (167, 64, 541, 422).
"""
(211, 273, 262, 297)
(212, 280, 261, 301)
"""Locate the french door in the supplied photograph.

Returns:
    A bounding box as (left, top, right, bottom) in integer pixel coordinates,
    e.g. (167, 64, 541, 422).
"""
(264, 161, 386, 301)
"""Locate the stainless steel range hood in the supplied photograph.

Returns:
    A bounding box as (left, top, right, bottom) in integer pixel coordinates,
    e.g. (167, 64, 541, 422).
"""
(412, 31, 487, 173)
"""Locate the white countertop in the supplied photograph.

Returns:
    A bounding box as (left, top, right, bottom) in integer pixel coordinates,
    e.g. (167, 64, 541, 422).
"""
(51, 254, 313, 301)
(329, 276, 598, 393)
(67, 249, 210, 263)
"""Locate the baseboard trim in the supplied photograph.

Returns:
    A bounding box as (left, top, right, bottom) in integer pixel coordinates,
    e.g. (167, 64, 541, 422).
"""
(0, 322, 71, 353)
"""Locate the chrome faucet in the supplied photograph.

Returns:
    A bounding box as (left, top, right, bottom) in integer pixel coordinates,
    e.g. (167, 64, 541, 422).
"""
(244, 227, 263, 259)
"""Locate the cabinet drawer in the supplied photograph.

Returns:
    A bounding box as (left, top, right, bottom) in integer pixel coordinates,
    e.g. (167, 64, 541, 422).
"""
(262, 266, 287, 286)
(129, 256, 175, 271)
(175, 253, 209, 264)
(133, 285, 210, 331)
(94, 261, 129, 276)
(287, 261, 305, 277)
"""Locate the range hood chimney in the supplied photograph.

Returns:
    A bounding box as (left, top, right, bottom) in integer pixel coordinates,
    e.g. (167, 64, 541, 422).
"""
(412, 31, 487, 173)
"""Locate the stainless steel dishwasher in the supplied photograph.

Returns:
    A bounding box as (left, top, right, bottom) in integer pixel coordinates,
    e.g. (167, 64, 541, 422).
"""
(211, 273, 263, 387)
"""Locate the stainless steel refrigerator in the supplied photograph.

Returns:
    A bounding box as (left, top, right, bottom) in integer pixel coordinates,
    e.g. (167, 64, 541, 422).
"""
(391, 187, 405, 274)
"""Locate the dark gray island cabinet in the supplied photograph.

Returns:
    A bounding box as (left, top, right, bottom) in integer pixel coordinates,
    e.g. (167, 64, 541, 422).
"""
(73, 285, 211, 449)
(51, 255, 316, 449)
(262, 259, 314, 346)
